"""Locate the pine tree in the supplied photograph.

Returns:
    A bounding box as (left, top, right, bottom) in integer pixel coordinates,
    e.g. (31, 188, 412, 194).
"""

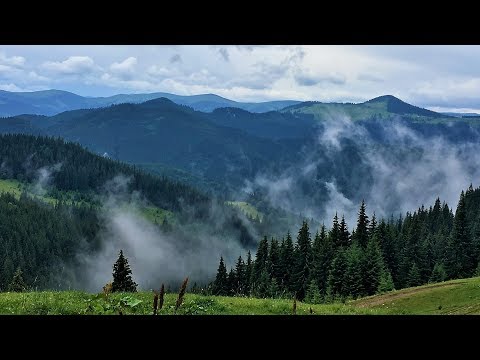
(268, 238, 281, 280)
(445, 191, 475, 279)
(279, 231, 295, 292)
(305, 279, 321, 304)
(327, 248, 348, 300)
(8, 267, 27, 292)
(368, 212, 377, 239)
(213, 256, 228, 296)
(254, 269, 270, 298)
(339, 215, 350, 247)
(429, 263, 446, 283)
(268, 277, 280, 298)
(407, 263, 422, 287)
(329, 213, 340, 248)
(354, 200, 369, 248)
(363, 236, 385, 295)
(291, 221, 312, 300)
(227, 268, 236, 296)
(253, 236, 269, 283)
(377, 270, 395, 293)
(111, 250, 137, 292)
(234, 255, 246, 295)
(245, 251, 253, 295)
(345, 244, 364, 298)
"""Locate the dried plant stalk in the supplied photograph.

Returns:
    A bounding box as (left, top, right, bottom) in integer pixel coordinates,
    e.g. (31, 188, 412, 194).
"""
(175, 277, 189, 313)
(159, 284, 165, 310)
(153, 292, 159, 315)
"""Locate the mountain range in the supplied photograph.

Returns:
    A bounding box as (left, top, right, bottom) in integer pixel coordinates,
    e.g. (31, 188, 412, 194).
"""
(0, 89, 300, 117)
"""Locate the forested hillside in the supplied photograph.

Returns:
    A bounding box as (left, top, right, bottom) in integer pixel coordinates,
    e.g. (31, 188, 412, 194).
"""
(214, 186, 480, 302)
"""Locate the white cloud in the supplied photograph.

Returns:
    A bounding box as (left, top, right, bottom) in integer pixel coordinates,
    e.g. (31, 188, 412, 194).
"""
(42, 56, 98, 75)
(0, 52, 25, 67)
(109, 57, 137, 80)
(0, 83, 23, 91)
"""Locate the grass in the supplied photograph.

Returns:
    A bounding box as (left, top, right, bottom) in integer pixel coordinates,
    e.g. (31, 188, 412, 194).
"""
(225, 201, 264, 221)
(1, 277, 479, 315)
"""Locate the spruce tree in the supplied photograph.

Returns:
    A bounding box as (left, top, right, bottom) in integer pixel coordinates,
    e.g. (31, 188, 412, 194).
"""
(291, 221, 312, 300)
(345, 244, 364, 298)
(111, 250, 137, 292)
(253, 236, 269, 283)
(245, 251, 253, 295)
(377, 270, 395, 293)
(8, 267, 27, 292)
(363, 236, 385, 295)
(327, 248, 348, 300)
(355, 200, 369, 248)
(279, 231, 295, 292)
(227, 268, 236, 296)
(445, 191, 475, 279)
(407, 263, 422, 287)
(268, 277, 280, 298)
(429, 263, 446, 283)
(368, 213, 377, 239)
(305, 279, 321, 304)
(234, 255, 246, 295)
(339, 215, 350, 247)
(268, 238, 281, 280)
(213, 256, 228, 295)
(329, 213, 340, 248)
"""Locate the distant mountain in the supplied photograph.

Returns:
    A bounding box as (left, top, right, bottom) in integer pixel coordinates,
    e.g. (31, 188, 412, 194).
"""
(0, 89, 301, 117)
(442, 112, 480, 118)
(282, 95, 457, 123)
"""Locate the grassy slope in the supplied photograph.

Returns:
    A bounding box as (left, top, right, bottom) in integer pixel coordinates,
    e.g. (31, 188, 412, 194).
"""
(1, 277, 478, 315)
(0, 178, 175, 224)
(225, 201, 264, 221)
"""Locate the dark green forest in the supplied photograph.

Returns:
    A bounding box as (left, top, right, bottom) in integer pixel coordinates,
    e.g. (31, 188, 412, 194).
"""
(213, 187, 480, 302)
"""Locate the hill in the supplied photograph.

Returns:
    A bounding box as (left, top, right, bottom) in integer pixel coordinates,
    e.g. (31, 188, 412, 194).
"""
(282, 95, 469, 124)
(0, 89, 300, 117)
(0, 276, 478, 314)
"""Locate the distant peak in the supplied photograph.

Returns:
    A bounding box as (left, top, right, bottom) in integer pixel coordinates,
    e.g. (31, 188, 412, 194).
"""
(365, 95, 404, 104)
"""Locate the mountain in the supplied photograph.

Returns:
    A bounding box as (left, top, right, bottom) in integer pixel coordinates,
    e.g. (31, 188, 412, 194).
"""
(442, 112, 480, 118)
(0, 89, 301, 117)
(282, 95, 459, 123)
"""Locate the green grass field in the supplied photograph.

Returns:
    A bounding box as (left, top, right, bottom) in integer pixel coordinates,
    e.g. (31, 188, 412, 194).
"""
(225, 201, 264, 221)
(1, 277, 478, 315)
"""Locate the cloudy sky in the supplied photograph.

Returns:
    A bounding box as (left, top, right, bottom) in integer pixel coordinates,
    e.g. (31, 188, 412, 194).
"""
(1, 45, 480, 113)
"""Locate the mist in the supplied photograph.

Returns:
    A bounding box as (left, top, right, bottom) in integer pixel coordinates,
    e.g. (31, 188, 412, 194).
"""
(78, 175, 252, 292)
(242, 113, 480, 230)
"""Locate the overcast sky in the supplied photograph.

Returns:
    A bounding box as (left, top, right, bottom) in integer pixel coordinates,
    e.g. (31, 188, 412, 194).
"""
(1, 45, 479, 113)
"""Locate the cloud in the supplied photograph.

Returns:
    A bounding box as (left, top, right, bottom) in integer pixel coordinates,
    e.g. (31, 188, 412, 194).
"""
(42, 56, 98, 75)
(169, 54, 182, 64)
(0, 83, 23, 91)
(0, 52, 25, 67)
(218, 48, 229, 62)
(357, 73, 384, 82)
(295, 73, 346, 86)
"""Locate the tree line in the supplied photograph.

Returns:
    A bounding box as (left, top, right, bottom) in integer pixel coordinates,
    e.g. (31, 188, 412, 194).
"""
(213, 185, 480, 302)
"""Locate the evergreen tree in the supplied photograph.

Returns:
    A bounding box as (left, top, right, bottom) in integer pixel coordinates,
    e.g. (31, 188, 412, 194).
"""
(363, 237, 385, 295)
(268, 277, 280, 298)
(345, 244, 364, 298)
(111, 250, 137, 292)
(234, 256, 246, 295)
(227, 268, 236, 295)
(8, 267, 27, 292)
(429, 263, 446, 283)
(407, 263, 422, 287)
(268, 238, 281, 280)
(354, 200, 369, 248)
(213, 256, 228, 296)
(279, 232, 295, 291)
(368, 213, 377, 239)
(329, 213, 340, 248)
(253, 236, 269, 283)
(254, 269, 270, 298)
(377, 270, 395, 293)
(445, 191, 475, 279)
(245, 251, 253, 295)
(327, 248, 348, 300)
(305, 279, 321, 304)
(291, 221, 312, 300)
(339, 215, 350, 247)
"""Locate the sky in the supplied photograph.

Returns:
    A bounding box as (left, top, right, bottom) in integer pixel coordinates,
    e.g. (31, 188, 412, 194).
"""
(1, 45, 480, 113)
